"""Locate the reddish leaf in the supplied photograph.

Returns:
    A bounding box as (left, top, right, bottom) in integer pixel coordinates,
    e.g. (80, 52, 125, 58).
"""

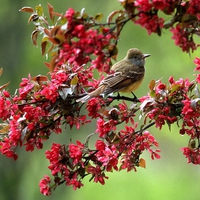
(19, 7, 34, 13)
(52, 12, 62, 17)
(44, 28, 51, 36)
(0, 68, 3, 76)
(28, 14, 39, 23)
(107, 10, 122, 24)
(47, 37, 60, 45)
(31, 30, 39, 46)
(148, 79, 156, 91)
(32, 75, 49, 85)
(139, 158, 146, 168)
(50, 54, 59, 72)
(109, 45, 118, 61)
(47, 3, 54, 20)
(0, 82, 10, 91)
(54, 34, 65, 45)
(50, 25, 61, 37)
(41, 41, 48, 55)
(43, 62, 50, 69)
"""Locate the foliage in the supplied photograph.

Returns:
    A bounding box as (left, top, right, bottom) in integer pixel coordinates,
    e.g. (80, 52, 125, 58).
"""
(0, 0, 200, 196)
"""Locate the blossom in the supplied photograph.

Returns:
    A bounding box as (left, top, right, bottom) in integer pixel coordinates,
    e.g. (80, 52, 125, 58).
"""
(187, 0, 200, 19)
(170, 25, 197, 52)
(96, 118, 116, 138)
(181, 147, 200, 164)
(68, 140, 84, 164)
(39, 175, 52, 196)
(40, 84, 58, 103)
(194, 57, 200, 83)
(180, 98, 200, 137)
(87, 165, 108, 185)
(152, 0, 166, 10)
(87, 98, 103, 118)
(134, 0, 152, 12)
(0, 95, 11, 120)
(135, 13, 164, 35)
(95, 140, 118, 171)
(65, 7, 75, 25)
(66, 175, 84, 190)
(0, 138, 18, 160)
(194, 57, 200, 71)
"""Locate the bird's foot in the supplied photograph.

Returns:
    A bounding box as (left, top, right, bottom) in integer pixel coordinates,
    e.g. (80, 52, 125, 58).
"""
(131, 92, 139, 102)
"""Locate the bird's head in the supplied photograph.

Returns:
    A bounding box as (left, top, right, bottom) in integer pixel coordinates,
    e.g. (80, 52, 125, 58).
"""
(126, 48, 150, 66)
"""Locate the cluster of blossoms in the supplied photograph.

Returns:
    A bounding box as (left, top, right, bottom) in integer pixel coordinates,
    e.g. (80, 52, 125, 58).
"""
(119, 0, 200, 52)
(38, 94, 160, 195)
(0, 1, 200, 196)
(140, 57, 200, 164)
(0, 66, 90, 160)
(39, 116, 160, 195)
(57, 8, 117, 73)
(180, 58, 200, 164)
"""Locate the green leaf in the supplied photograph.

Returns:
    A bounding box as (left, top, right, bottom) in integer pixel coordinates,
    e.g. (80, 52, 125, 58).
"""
(95, 13, 103, 21)
(35, 4, 44, 16)
(181, 14, 197, 23)
(194, 84, 200, 97)
(70, 75, 78, 86)
(169, 83, 181, 94)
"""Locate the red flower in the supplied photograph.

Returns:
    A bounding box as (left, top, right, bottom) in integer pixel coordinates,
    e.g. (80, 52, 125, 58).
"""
(96, 118, 116, 138)
(39, 175, 52, 196)
(170, 25, 197, 52)
(181, 147, 200, 164)
(87, 165, 108, 185)
(152, 0, 166, 10)
(0, 138, 18, 160)
(68, 140, 84, 164)
(135, 13, 164, 35)
(187, 0, 200, 18)
(194, 57, 200, 71)
(134, 0, 152, 12)
(66, 175, 84, 190)
(65, 8, 75, 20)
(95, 140, 106, 150)
(95, 142, 118, 171)
(87, 98, 103, 118)
(40, 84, 58, 103)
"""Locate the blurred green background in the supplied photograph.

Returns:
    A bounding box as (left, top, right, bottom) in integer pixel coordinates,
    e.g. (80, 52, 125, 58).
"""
(1, 0, 200, 200)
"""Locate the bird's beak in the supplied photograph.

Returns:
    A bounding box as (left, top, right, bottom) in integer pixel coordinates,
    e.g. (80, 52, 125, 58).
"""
(143, 54, 150, 59)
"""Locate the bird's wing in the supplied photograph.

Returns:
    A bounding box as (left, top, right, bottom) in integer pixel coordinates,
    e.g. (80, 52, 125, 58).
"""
(102, 70, 142, 95)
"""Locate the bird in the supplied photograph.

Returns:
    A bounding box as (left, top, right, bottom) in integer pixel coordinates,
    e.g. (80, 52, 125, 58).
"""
(76, 48, 150, 103)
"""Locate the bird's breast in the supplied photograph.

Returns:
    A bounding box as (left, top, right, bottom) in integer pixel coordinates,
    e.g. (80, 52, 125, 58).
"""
(119, 77, 144, 93)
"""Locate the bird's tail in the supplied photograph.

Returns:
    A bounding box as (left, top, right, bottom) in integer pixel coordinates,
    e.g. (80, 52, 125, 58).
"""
(76, 94, 92, 103)
(76, 85, 106, 103)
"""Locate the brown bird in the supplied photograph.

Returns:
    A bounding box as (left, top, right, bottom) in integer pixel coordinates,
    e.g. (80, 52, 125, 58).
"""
(76, 48, 150, 103)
